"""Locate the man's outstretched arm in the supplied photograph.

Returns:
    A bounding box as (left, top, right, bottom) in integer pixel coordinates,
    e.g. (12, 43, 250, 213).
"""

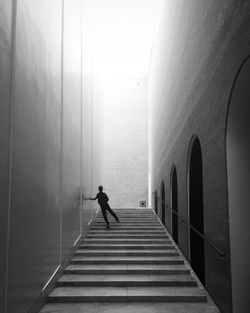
(89, 195, 98, 200)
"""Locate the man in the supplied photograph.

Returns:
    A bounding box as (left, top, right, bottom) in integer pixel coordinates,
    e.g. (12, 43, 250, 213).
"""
(89, 186, 119, 229)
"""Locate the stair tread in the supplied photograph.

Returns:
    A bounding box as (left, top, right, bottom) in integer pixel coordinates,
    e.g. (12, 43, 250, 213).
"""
(87, 234, 167, 236)
(72, 255, 181, 260)
(59, 274, 195, 282)
(88, 230, 166, 233)
(65, 264, 189, 271)
(49, 286, 206, 297)
(82, 241, 171, 245)
(81, 242, 172, 245)
(76, 249, 175, 253)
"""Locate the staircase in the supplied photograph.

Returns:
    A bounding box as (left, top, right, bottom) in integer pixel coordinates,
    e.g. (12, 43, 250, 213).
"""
(40, 208, 220, 312)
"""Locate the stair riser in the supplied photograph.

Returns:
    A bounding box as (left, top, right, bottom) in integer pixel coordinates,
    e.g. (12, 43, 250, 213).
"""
(79, 245, 173, 250)
(94, 213, 158, 221)
(86, 235, 168, 239)
(90, 226, 164, 232)
(105, 216, 155, 218)
(88, 231, 166, 234)
(97, 215, 155, 217)
(56, 281, 197, 287)
(64, 269, 190, 275)
(48, 295, 207, 303)
(93, 216, 156, 224)
(93, 216, 159, 224)
(70, 260, 184, 265)
(92, 223, 160, 226)
(82, 240, 171, 244)
(96, 215, 156, 224)
(75, 252, 177, 257)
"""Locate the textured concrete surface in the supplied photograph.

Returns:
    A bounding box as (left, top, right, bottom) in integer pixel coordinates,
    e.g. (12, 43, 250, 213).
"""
(149, 1, 250, 312)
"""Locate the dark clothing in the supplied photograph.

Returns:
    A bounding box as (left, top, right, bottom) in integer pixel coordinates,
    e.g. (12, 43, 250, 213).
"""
(95, 192, 118, 225)
(96, 192, 109, 206)
(100, 203, 118, 225)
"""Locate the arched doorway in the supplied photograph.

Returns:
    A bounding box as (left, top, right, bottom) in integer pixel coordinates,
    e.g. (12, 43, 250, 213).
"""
(188, 136, 205, 285)
(170, 166, 178, 243)
(154, 191, 158, 214)
(227, 56, 250, 313)
(161, 181, 165, 225)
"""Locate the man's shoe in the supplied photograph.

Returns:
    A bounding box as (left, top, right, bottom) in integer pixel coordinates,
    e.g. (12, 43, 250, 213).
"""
(116, 219, 120, 223)
(106, 224, 110, 229)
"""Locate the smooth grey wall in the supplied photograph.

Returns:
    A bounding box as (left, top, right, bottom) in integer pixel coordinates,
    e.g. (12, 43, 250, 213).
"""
(7, 1, 62, 312)
(0, 1, 101, 312)
(0, 1, 13, 313)
(149, 1, 250, 313)
(61, 0, 82, 260)
(227, 57, 250, 313)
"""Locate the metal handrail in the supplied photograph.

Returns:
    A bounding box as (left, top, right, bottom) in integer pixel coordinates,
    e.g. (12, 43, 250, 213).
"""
(156, 198, 226, 257)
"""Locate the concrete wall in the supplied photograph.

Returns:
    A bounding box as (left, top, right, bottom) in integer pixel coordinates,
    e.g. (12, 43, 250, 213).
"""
(102, 77, 148, 208)
(0, 1, 101, 312)
(149, 1, 250, 313)
(0, 1, 13, 312)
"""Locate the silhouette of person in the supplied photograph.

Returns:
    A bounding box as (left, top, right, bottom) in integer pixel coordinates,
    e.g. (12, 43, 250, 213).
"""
(89, 186, 119, 229)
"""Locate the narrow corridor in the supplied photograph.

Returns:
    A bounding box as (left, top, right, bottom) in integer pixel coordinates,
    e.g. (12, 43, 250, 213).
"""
(40, 209, 219, 313)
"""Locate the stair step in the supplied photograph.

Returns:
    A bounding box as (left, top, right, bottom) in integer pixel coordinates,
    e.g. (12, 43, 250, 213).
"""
(95, 213, 155, 221)
(94, 218, 158, 220)
(95, 216, 156, 219)
(80, 244, 173, 250)
(97, 213, 154, 216)
(57, 274, 197, 287)
(92, 223, 160, 226)
(88, 230, 166, 234)
(86, 234, 168, 239)
(112, 212, 153, 214)
(75, 250, 177, 257)
(64, 264, 190, 275)
(82, 239, 171, 244)
(70, 256, 183, 265)
(48, 287, 207, 303)
(90, 227, 164, 231)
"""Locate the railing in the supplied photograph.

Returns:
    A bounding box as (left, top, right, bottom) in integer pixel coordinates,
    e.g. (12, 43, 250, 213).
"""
(156, 198, 226, 257)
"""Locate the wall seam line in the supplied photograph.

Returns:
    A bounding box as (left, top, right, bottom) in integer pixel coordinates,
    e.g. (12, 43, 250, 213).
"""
(59, 0, 65, 265)
(80, 0, 83, 235)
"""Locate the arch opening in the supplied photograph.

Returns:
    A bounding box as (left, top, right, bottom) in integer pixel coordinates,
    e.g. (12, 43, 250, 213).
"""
(227, 56, 250, 313)
(188, 136, 205, 285)
(170, 167, 178, 243)
(161, 181, 165, 225)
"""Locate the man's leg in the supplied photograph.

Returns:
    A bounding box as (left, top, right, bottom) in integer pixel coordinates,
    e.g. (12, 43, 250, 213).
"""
(101, 206, 110, 226)
(106, 204, 119, 222)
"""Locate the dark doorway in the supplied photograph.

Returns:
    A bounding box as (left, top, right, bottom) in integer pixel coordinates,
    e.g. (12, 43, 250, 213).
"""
(227, 56, 250, 313)
(188, 136, 205, 285)
(170, 167, 178, 243)
(161, 181, 165, 225)
(154, 191, 158, 214)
